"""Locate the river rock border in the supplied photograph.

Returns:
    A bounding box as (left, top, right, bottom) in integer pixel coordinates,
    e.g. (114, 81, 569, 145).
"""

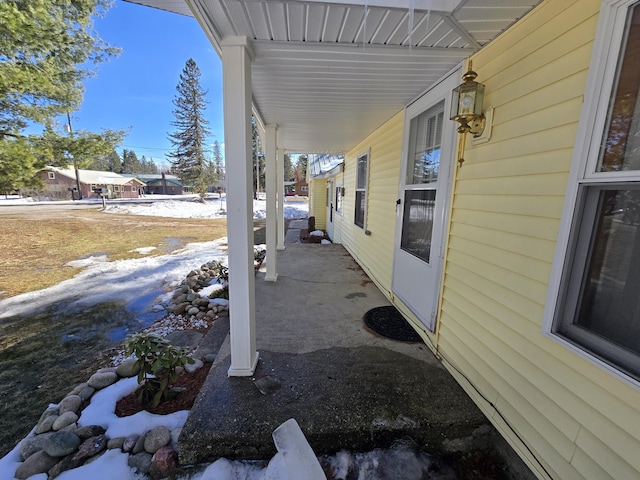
(14, 362, 186, 479)
(7, 252, 271, 479)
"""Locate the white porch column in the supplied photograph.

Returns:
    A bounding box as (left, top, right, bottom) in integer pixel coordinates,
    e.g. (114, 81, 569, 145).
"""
(277, 147, 286, 250)
(221, 36, 259, 377)
(264, 124, 278, 282)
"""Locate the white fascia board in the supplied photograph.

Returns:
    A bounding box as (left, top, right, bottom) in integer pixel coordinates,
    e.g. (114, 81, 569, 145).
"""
(245, 0, 459, 13)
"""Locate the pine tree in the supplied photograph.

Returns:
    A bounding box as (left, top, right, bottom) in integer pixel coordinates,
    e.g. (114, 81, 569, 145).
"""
(167, 58, 211, 199)
(121, 148, 141, 173)
(283, 153, 294, 181)
(212, 140, 223, 177)
(251, 116, 264, 198)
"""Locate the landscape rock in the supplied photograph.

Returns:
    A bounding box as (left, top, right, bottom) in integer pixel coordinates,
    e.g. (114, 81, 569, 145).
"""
(123, 433, 140, 453)
(87, 371, 118, 389)
(133, 434, 146, 454)
(20, 431, 55, 460)
(58, 395, 82, 414)
(144, 426, 171, 454)
(74, 434, 108, 461)
(173, 303, 189, 315)
(75, 425, 106, 440)
(187, 307, 200, 316)
(185, 358, 203, 374)
(48, 453, 83, 478)
(67, 383, 88, 396)
(78, 386, 96, 401)
(128, 452, 153, 474)
(170, 428, 181, 447)
(36, 413, 58, 434)
(52, 411, 78, 431)
(116, 358, 140, 378)
(38, 407, 59, 423)
(150, 446, 178, 479)
(43, 431, 81, 457)
(107, 437, 126, 450)
(15, 450, 59, 478)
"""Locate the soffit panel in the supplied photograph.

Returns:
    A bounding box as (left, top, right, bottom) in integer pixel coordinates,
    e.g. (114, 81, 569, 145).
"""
(127, 0, 543, 153)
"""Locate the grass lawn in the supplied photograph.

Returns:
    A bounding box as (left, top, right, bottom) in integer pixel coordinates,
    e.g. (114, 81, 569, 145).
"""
(0, 209, 229, 298)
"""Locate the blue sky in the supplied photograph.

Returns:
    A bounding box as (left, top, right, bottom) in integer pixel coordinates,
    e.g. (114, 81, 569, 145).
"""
(76, 0, 224, 168)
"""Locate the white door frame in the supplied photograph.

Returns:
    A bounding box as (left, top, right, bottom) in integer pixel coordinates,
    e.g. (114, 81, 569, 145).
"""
(391, 68, 459, 331)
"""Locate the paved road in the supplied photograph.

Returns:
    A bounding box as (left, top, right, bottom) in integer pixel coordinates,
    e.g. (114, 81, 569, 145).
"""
(0, 195, 222, 215)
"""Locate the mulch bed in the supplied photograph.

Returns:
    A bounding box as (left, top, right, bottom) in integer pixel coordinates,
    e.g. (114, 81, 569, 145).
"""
(115, 363, 212, 417)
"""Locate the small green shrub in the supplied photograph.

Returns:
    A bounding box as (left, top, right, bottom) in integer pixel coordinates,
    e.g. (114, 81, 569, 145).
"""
(125, 334, 195, 408)
(209, 286, 229, 300)
(210, 260, 228, 284)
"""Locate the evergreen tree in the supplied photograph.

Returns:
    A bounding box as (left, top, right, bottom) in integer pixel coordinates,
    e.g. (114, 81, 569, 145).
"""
(106, 149, 122, 172)
(283, 153, 294, 181)
(251, 116, 264, 198)
(167, 58, 211, 199)
(140, 156, 158, 174)
(121, 148, 141, 173)
(212, 140, 223, 183)
(294, 155, 308, 181)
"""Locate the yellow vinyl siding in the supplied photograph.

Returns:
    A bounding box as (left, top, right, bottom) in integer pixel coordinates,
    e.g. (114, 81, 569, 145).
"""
(310, 178, 327, 230)
(437, 0, 640, 478)
(338, 111, 403, 294)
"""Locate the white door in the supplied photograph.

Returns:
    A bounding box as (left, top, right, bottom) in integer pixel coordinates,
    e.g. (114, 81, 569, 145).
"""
(326, 179, 334, 240)
(392, 71, 458, 331)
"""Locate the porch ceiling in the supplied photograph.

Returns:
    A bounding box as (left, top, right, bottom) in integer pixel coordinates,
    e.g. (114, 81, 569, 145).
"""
(128, 0, 542, 153)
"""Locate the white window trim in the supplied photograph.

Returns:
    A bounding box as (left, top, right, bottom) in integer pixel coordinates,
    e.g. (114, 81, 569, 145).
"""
(48, 172, 55, 179)
(354, 149, 370, 229)
(543, 0, 640, 388)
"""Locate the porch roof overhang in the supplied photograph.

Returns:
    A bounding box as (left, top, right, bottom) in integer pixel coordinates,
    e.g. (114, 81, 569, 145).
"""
(126, 0, 542, 155)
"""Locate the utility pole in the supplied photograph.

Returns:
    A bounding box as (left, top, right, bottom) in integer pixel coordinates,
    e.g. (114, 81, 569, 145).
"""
(66, 112, 82, 200)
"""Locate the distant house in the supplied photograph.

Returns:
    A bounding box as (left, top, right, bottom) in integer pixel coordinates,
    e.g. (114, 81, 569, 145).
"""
(123, 173, 186, 195)
(284, 180, 309, 197)
(39, 167, 145, 200)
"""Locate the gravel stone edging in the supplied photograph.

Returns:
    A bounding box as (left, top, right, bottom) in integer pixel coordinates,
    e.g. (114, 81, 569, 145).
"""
(8, 257, 249, 479)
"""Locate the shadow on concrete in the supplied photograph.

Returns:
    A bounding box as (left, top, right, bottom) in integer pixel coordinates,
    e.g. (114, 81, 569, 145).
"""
(179, 242, 494, 466)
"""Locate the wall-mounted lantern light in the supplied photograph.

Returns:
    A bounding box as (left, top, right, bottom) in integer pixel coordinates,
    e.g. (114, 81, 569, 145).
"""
(450, 67, 486, 138)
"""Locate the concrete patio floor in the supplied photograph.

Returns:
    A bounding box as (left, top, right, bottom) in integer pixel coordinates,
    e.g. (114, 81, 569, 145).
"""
(178, 227, 495, 467)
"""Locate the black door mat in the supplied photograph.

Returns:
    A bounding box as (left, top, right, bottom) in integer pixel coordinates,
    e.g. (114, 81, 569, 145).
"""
(363, 306, 422, 342)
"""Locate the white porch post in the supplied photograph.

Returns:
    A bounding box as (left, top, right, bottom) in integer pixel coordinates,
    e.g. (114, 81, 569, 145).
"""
(277, 147, 286, 251)
(264, 124, 278, 282)
(221, 36, 259, 377)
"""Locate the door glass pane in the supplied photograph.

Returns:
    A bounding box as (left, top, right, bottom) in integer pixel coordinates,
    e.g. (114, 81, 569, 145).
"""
(355, 191, 365, 228)
(357, 154, 368, 188)
(401, 190, 436, 263)
(599, 4, 640, 172)
(574, 188, 640, 357)
(407, 101, 444, 184)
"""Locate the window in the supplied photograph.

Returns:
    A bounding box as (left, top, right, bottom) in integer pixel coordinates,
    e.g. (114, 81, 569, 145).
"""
(400, 101, 444, 263)
(550, 1, 640, 382)
(48, 172, 55, 179)
(113, 185, 120, 192)
(354, 151, 369, 228)
(336, 184, 342, 214)
(131, 186, 136, 192)
(301, 185, 309, 193)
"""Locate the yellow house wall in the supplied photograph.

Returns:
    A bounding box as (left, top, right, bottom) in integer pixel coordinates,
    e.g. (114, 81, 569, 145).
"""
(309, 178, 327, 230)
(438, 1, 640, 479)
(333, 111, 404, 297)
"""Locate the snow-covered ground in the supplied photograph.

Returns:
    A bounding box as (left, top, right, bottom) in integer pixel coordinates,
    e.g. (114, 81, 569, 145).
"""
(0, 197, 446, 480)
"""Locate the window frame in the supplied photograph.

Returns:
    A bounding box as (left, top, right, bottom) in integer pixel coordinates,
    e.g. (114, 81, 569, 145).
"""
(354, 149, 370, 229)
(544, 0, 640, 387)
(48, 172, 55, 180)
